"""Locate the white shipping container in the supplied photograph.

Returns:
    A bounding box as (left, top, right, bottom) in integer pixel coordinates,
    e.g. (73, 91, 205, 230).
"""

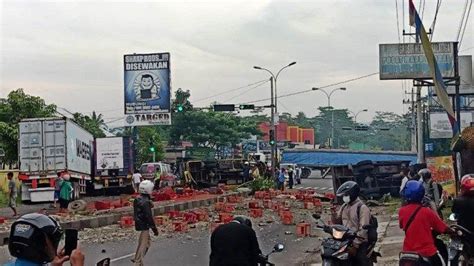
(19, 118, 93, 175)
(96, 137, 124, 170)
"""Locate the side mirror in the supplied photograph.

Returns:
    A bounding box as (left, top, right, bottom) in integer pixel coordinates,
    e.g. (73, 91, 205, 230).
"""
(449, 213, 458, 222)
(274, 243, 285, 252)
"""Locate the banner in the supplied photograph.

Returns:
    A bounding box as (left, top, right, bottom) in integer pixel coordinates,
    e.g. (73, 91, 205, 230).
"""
(426, 156, 456, 196)
(430, 112, 473, 138)
(379, 42, 456, 80)
(124, 53, 171, 126)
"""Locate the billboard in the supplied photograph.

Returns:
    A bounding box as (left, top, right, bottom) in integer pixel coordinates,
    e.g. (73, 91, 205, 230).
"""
(379, 42, 456, 80)
(429, 112, 473, 139)
(96, 137, 124, 170)
(426, 156, 456, 196)
(432, 55, 473, 95)
(124, 53, 171, 126)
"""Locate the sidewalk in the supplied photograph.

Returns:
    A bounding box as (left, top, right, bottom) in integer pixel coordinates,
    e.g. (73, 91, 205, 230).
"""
(375, 213, 403, 265)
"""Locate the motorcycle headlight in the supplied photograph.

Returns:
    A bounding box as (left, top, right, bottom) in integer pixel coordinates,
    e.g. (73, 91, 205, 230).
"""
(332, 228, 345, 240)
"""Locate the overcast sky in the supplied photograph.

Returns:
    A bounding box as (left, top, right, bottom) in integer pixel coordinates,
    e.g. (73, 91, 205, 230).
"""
(1, 0, 472, 127)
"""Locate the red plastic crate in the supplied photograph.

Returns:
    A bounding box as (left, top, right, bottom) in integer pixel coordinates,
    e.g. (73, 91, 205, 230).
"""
(262, 199, 272, 209)
(304, 201, 314, 210)
(167, 210, 181, 219)
(248, 200, 260, 209)
(281, 211, 293, 225)
(0, 217, 5, 224)
(120, 216, 134, 228)
(214, 202, 225, 212)
(219, 212, 233, 223)
(296, 222, 311, 237)
(194, 211, 209, 222)
(223, 204, 235, 212)
(154, 216, 169, 226)
(95, 201, 111, 210)
(249, 208, 263, 218)
(173, 221, 188, 232)
(183, 212, 198, 224)
(254, 191, 264, 199)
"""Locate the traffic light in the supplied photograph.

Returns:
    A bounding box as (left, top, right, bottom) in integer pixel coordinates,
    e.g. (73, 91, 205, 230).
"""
(176, 104, 184, 112)
(269, 129, 275, 145)
(149, 147, 155, 152)
(239, 104, 255, 110)
(213, 104, 235, 112)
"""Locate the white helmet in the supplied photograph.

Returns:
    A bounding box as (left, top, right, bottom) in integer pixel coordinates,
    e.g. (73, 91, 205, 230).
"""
(139, 180, 154, 195)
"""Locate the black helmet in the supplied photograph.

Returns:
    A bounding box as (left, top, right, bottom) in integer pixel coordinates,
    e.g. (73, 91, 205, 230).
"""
(336, 181, 360, 202)
(233, 216, 252, 228)
(9, 213, 63, 264)
(418, 168, 432, 181)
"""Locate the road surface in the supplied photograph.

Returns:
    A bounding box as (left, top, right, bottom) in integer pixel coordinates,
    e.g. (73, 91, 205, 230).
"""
(0, 175, 331, 265)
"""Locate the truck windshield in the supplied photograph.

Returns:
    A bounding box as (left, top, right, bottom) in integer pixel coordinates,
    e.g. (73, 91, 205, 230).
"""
(140, 164, 160, 174)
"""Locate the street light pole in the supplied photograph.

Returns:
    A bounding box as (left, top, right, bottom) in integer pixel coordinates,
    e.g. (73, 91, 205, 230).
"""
(312, 87, 346, 149)
(254, 62, 296, 122)
(349, 109, 368, 123)
(254, 62, 296, 179)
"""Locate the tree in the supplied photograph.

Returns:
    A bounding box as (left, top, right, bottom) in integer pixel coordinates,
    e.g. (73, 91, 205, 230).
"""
(313, 107, 354, 148)
(364, 112, 411, 151)
(72, 111, 106, 138)
(0, 89, 57, 164)
(135, 127, 164, 166)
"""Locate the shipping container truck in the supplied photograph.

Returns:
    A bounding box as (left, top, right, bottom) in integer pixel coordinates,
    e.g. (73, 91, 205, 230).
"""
(91, 136, 134, 193)
(18, 117, 93, 202)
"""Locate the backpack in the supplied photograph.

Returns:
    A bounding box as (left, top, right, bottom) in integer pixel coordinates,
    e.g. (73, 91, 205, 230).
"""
(357, 204, 378, 243)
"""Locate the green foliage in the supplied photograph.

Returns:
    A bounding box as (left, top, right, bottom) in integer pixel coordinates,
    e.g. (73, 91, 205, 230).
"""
(249, 177, 275, 191)
(0, 89, 56, 163)
(135, 127, 164, 166)
(72, 111, 106, 138)
(169, 89, 260, 149)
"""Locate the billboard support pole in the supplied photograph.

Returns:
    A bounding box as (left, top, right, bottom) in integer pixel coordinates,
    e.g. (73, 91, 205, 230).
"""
(416, 86, 424, 163)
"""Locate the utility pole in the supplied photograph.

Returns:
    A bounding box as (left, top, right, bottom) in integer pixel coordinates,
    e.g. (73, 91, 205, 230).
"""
(416, 86, 424, 163)
(270, 77, 276, 179)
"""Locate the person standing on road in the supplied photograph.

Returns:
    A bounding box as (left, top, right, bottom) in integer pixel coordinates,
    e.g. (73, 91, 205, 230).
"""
(242, 162, 250, 183)
(295, 166, 302, 185)
(53, 172, 63, 208)
(277, 168, 286, 191)
(132, 180, 158, 266)
(210, 216, 267, 266)
(132, 169, 142, 193)
(58, 174, 73, 213)
(288, 166, 294, 189)
(7, 172, 17, 217)
(399, 167, 410, 193)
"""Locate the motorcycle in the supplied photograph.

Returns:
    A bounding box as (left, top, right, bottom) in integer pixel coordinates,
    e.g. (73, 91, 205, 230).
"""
(447, 214, 474, 266)
(259, 243, 285, 266)
(313, 214, 380, 266)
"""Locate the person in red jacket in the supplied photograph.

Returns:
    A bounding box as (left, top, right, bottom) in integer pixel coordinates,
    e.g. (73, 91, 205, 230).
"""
(399, 180, 453, 266)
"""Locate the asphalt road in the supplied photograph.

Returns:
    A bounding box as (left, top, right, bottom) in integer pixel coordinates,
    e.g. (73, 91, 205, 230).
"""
(0, 174, 333, 265)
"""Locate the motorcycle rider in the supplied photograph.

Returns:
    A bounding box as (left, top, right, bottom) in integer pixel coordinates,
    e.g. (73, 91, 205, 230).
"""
(6, 213, 84, 266)
(132, 180, 159, 266)
(210, 216, 267, 266)
(331, 181, 372, 266)
(452, 174, 474, 234)
(399, 180, 454, 266)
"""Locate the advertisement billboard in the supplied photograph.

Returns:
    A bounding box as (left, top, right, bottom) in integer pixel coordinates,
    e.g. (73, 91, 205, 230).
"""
(429, 112, 474, 138)
(124, 53, 171, 126)
(426, 156, 456, 196)
(379, 42, 456, 80)
(96, 137, 124, 170)
(431, 55, 473, 95)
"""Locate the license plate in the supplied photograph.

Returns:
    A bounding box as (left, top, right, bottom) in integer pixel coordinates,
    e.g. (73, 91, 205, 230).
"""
(39, 179, 50, 184)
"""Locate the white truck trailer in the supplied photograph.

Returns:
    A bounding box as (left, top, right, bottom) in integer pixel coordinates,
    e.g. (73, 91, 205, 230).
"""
(18, 117, 93, 202)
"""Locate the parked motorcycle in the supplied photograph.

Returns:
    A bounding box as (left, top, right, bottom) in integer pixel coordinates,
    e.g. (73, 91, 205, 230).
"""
(448, 214, 474, 266)
(313, 214, 380, 266)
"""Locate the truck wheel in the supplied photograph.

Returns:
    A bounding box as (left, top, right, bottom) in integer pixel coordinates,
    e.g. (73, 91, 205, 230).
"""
(68, 200, 87, 212)
(72, 182, 81, 200)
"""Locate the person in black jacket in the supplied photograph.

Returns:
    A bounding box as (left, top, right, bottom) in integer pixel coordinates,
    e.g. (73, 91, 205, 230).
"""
(132, 180, 158, 266)
(453, 174, 474, 234)
(210, 216, 266, 266)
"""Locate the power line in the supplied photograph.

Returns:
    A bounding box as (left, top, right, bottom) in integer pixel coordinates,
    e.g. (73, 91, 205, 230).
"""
(460, 45, 474, 52)
(456, 0, 469, 41)
(223, 79, 269, 102)
(246, 72, 379, 104)
(402, 0, 406, 43)
(421, 0, 426, 20)
(192, 79, 269, 103)
(395, 0, 402, 43)
(430, 0, 442, 40)
(459, 0, 473, 49)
